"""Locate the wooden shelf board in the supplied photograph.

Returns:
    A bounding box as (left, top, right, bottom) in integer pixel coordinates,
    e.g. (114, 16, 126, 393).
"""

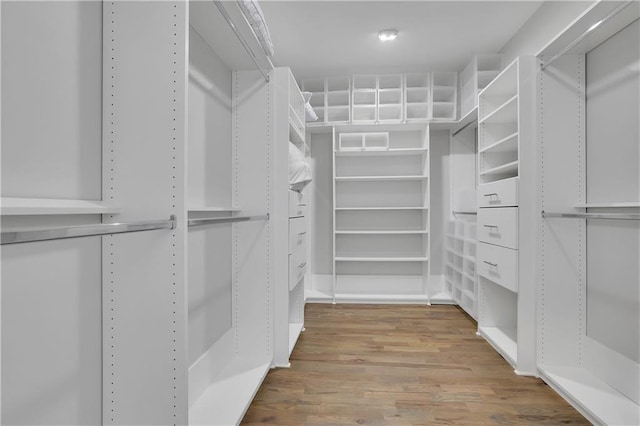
(189, 357, 271, 425)
(1, 197, 120, 215)
(479, 326, 517, 367)
(540, 366, 640, 426)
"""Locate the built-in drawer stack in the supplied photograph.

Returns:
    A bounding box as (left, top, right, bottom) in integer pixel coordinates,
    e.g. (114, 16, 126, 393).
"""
(476, 58, 526, 370)
(288, 191, 307, 290)
(477, 179, 518, 293)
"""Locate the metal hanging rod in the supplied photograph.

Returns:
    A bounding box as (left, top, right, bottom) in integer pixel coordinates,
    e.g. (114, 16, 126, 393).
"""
(452, 120, 477, 137)
(540, 1, 634, 71)
(188, 214, 269, 228)
(542, 211, 640, 221)
(453, 210, 477, 216)
(1, 216, 177, 245)
(213, 1, 273, 83)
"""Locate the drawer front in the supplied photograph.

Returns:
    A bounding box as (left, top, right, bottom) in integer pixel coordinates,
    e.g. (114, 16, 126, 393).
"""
(478, 179, 518, 208)
(478, 242, 518, 292)
(288, 245, 307, 290)
(289, 190, 307, 217)
(289, 216, 307, 254)
(478, 207, 518, 249)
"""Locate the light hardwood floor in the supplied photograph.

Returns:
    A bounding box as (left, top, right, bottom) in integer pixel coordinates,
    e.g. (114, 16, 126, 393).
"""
(242, 304, 588, 425)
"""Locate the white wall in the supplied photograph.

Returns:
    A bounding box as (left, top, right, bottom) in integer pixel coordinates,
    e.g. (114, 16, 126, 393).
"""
(500, 1, 594, 62)
(430, 129, 450, 276)
(187, 27, 233, 367)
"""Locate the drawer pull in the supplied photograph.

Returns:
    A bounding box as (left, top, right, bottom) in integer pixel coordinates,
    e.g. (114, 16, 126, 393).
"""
(298, 262, 307, 268)
(483, 261, 498, 267)
(483, 193, 498, 197)
(483, 224, 498, 228)
(297, 231, 307, 236)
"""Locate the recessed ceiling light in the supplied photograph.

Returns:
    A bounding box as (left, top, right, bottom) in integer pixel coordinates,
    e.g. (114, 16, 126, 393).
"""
(378, 29, 398, 42)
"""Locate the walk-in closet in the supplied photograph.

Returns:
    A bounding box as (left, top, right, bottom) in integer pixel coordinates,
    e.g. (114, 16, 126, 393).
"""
(1, 1, 638, 425)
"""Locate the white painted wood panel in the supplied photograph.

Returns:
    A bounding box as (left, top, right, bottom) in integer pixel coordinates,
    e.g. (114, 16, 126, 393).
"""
(478, 207, 518, 249)
(478, 242, 518, 293)
(477, 177, 518, 207)
(1, 2, 102, 200)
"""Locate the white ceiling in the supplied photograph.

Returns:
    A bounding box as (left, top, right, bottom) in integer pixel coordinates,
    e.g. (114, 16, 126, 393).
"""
(260, 1, 543, 80)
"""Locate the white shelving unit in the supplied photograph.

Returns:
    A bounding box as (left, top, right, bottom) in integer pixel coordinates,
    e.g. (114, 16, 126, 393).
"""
(332, 126, 431, 303)
(459, 54, 503, 119)
(302, 76, 351, 125)
(445, 219, 478, 319)
(377, 74, 404, 123)
(476, 56, 536, 376)
(536, 2, 640, 424)
(272, 68, 307, 368)
(352, 75, 378, 124)
(431, 71, 458, 121)
(404, 73, 431, 122)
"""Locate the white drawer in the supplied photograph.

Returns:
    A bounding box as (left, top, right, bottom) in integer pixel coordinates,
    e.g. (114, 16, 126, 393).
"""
(478, 242, 518, 293)
(478, 207, 518, 250)
(288, 245, 307, 290)
(289, 216, 307, 254)
(289, 190, 307, 218)
(478, 178, 518, 208)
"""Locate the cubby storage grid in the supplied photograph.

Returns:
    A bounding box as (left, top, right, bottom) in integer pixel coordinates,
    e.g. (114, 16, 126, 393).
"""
(445, 217, 478, 319)
(430, 71, 458, 120)
(459, 54, 503, 118)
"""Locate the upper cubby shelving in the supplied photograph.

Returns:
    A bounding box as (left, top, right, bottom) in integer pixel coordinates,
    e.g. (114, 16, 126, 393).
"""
(303, 72, 458, 126)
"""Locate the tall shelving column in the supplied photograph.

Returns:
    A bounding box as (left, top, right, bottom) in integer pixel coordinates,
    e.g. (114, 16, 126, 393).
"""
(535, 2, 640, 423)
(272, 67, 307, 368)
(476, 57, 536, 375)
(332, 125, 430, 303)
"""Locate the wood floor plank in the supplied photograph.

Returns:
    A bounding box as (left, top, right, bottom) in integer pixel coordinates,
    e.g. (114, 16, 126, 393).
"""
(242, 304, 589, 425)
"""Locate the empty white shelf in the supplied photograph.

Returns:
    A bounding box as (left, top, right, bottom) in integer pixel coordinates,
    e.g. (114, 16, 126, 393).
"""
(573, 202, 640, 208)
(335, 230, 428, 235)
(0, 197, 120, 215)
(335, 175, 428, 182)
(334, 148, 427, 157)
(479, 132, 518, 154)
(540, 366, 640, 426)
(188, 206, 241, 212)
(479, 326, 517, 366)
(305, 288, 334, 302)
(335, 206, 428, 211)
(480, 160, 519, 177)
(188, 357, 271, 426)
(334, 293, 429, 303)
(479, 95, 518, 124)
(335, 256, 429, 262)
